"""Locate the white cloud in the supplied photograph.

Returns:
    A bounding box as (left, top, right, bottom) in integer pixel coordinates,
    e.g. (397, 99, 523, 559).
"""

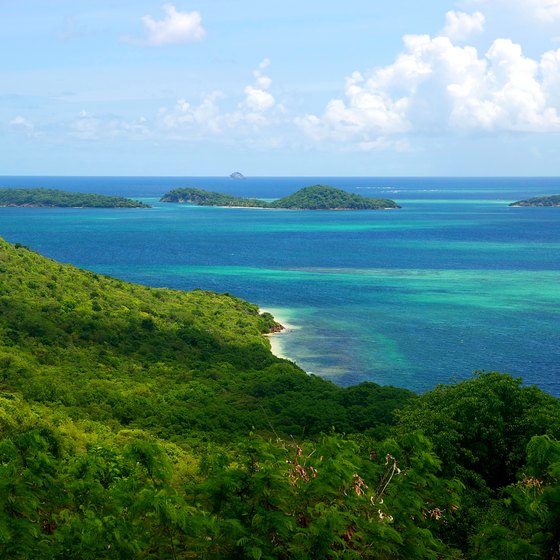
(442, 11, 485, 42)
(541, 47, 560, 106)
(243, 86, 275, 112)
(446, 39, 560, 132)
(297, 18, 560, 148)
(159, 59, 282, 137)
(241, 58, 276, 112)
(161, 91, 224, 133)
(295, 70, 409, 144)
(142, 4, 205, 46)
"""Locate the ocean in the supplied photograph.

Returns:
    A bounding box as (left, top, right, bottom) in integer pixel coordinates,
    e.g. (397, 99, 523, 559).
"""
(1, 176, 559, 396)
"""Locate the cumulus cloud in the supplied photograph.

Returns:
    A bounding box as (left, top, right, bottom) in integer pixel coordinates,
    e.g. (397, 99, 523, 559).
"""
(295, 70, 410, 144)
(160, 91, 224, 133)
(442, 10, 485, 41)
(242, 58, 275, 112)
(159, 59, 282, 137)
(142, 4, 205, 46)
(541, 47, 560, 106)
(448, 38, 560, 131)
(297, 15, 560, 148)
(243, 86, 275, 112)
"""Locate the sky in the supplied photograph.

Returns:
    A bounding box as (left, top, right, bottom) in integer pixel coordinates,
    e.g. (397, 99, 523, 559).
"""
(2, 0, 560, 176)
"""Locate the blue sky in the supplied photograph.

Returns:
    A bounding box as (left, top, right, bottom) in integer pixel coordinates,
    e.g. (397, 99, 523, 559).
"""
(2, 0, 560, 176)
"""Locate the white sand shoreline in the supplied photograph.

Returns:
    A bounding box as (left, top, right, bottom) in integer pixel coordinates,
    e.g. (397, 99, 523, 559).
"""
(260, 306, 300, 362)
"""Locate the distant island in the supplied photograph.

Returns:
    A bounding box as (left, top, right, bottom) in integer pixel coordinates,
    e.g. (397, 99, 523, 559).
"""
(271, 185, 400, 210)
(0, 188, 151, 208)
(161, 184, 400, 210)
(229, 171, 246, 180)
(160, 187, 265, 207)
(510, 195, 560, 207)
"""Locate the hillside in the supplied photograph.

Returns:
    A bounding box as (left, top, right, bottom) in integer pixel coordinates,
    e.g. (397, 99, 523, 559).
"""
(1, 237, 560, 558)
(0, 237, 412, 440)
(510, 194, 560, 207)
(160, 187, 265, 207)
(160, 184, 400, 210)
(269, 184, 401, 209)
(0, 187, 151, 208)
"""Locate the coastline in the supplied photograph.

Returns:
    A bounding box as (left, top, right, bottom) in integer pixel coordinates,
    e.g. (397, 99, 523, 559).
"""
(260, 306, 300, 362)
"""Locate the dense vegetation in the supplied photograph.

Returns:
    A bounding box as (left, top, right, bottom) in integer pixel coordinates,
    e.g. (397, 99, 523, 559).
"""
(510, 194, 560, 207)
(0, 188, 150, 208)
(268, 185, 400, 210)
(1, 236, 560, 558)
(160, 187, 266, 207)
(160, 185, 400, 210)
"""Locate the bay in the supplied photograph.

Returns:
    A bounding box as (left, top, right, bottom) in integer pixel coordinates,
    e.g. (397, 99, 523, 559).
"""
(1, 176, 559, 395)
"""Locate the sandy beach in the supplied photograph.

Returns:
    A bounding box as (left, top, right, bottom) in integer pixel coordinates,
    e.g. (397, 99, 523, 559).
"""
(260, 307, 299, 362)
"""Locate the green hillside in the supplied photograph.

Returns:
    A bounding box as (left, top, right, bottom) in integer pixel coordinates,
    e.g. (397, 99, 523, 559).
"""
(0, 188, 151, 208)
(1, 237, 560, 559)
(160, 184, 400, 210)
(0, 238, 413, 441)
(160, 187, 265, 207)
(269, 184, 400, 209)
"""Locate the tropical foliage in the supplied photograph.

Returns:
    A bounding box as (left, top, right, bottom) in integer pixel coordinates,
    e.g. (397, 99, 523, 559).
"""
(510, 194, 560, 207)
(0, 237, 559, 558)
(160, 185, 400, 210)
(0, 188, 150, 208)
(269, 185, 400, 210)
(160, 187, 266, 207)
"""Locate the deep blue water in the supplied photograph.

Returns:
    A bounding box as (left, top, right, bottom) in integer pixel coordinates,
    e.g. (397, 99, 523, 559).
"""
(1, 176, 559, 396)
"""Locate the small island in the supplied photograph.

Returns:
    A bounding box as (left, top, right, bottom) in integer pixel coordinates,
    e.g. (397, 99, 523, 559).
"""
(160, 187, 265, 207)
(269, 185, 400, 210)
(161, 184, 400, 210)
(229, 171, 246, 180)
(0, 188, 151, 208)
(509, 195, 560, 207)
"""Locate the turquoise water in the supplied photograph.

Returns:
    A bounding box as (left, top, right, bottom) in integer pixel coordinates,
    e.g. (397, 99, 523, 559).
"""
(1, 176, 559, 395)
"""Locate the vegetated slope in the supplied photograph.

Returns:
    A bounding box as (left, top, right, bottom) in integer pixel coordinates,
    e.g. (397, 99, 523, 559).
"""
(160, 187, 266, 207)
(0, 187, 151, 208)
(160, 184, 400, 210)
(2, 237, 560, 559)
(0, 237, 412, 440)
(510, 194, 560, 207)
(269, 184, 401, 209)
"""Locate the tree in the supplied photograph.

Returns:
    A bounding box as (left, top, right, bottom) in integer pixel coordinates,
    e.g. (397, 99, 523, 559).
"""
(189, 432, 462, 559)
(472, 435, 560, 559)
